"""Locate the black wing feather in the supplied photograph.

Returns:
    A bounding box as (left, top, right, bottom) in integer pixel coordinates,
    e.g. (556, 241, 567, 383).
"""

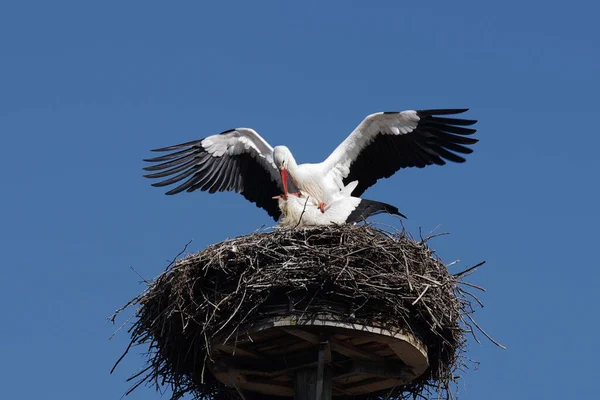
(143, 147, 198, 163)
(343, 109, 478, 196)
(143, 152, 199, 173)
(143, 138, 282, 220)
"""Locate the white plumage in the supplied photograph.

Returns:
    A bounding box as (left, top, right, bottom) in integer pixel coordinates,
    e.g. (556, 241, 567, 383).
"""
(276, 182, 405, 228)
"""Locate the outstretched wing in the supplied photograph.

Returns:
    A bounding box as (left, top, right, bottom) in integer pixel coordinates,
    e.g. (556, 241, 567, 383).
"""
(143, 128, 284, 220)
(323, 109, 478, 197)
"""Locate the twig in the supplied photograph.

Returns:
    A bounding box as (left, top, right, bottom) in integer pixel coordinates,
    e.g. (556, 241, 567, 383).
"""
(110, 338, 134, 374)
(293, 195, 311, 229)
(412, 284, 431, 306)
(164, 240, 193, 272)
(130, 266, 150, 284)
(453, 261, 486, 278)
(465, 312, 506, 349)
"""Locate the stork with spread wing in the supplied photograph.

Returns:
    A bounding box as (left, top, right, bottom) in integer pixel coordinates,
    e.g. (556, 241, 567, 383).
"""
(143, 109, 477, 221)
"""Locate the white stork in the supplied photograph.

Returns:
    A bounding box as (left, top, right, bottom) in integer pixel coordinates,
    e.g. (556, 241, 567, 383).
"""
(275, 181, 406, 228)
(143, 109, 477, 221)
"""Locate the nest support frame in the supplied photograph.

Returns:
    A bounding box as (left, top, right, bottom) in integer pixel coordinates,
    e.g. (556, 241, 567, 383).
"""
(209, 310, 429, 399)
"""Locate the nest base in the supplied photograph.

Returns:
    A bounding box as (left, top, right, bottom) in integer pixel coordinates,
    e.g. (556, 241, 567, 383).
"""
(209, 311, 428, 398)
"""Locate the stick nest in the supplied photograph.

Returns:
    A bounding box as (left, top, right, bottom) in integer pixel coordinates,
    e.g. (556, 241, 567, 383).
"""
(112, 224, 492, 399)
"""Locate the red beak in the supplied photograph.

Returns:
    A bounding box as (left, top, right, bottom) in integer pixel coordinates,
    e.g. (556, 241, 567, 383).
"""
(279, 168, 289, 200)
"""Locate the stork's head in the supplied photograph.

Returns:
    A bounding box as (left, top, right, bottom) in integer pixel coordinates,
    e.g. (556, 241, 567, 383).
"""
(273, 146, 293, 170)
(273, 146, 293, 199)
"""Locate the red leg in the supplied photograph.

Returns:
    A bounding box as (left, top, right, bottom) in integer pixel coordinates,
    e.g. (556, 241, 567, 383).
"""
(318, 202, 327, 213)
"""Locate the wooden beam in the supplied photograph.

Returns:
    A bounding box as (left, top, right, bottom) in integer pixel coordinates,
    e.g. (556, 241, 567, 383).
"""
(244, 375, 294, 395)
(209, 363, 291, 396)
(268, 339, 315, 355)
(331, 338, 383, 361)
(352, 360, 411, 378)
(343, 377, 406, 394)
(332, 359, 412, 381)
(388, 342, 428, 378)
(348, 336, 376, 346)
(216, 343, 263, 360)
(280, 327, 320, 344)
(253, 335, 300, 353)
(241, 380, 293, 397)
(281, 328, 383, 361)
(214, 350, 320, 377)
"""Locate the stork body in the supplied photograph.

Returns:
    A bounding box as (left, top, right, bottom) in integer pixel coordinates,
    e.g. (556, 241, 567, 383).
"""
(271, 148, 340, 209)
(276, 181, 406, 228)
(143, 109, 478, 221)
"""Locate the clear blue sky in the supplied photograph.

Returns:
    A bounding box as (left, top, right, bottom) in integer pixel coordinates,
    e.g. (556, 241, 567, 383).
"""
(1, 1, 598, 399)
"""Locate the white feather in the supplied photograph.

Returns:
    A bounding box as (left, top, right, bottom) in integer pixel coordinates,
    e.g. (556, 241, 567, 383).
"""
(276, 181, 362, 228)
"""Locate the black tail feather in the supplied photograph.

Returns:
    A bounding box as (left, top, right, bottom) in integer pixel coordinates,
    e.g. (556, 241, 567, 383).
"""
(346, 199, 407, 223)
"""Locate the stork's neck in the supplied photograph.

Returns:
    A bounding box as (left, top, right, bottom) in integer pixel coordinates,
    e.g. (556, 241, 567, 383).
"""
(284, 153, 304, 190)
(286, 153, 299, 175)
